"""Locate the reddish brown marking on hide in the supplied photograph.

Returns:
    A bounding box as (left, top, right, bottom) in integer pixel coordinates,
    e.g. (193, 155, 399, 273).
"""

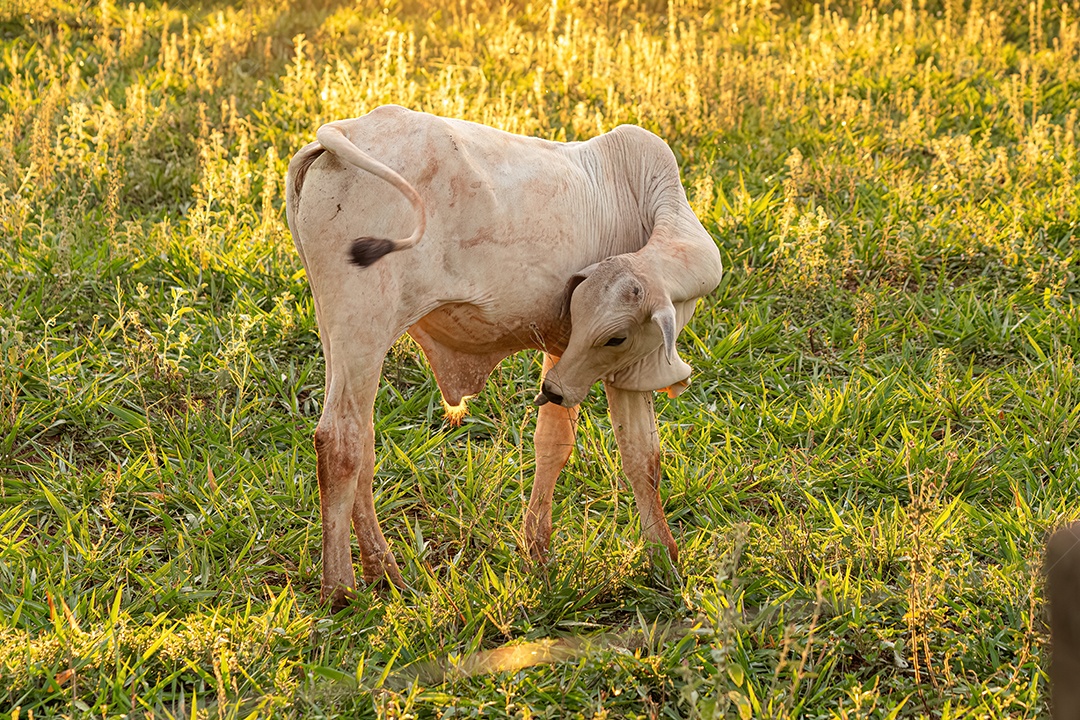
(417, 165, 439, 190)
(313, 425, 330, 456)
(415, 149, 440, 189)
(449, 175, 480, 208)
(448, 176, 464, 207)
(646, 450, 662, 492)
(313, 425, 335, 475)
(462, 226, 498, 249)
(314, 426, 357, 486)
(665, 241, 692, 267)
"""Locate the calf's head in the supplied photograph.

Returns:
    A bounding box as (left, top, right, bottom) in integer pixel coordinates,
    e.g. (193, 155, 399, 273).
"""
(536, 255, 693, 407)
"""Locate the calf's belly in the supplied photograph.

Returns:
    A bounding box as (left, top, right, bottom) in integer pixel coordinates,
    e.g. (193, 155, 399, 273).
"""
(413, 302, 568, 356)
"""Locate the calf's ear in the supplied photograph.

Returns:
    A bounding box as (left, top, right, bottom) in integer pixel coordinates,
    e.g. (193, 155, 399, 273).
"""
(562, 262, 601, 318)
(653, 304, 677, 364)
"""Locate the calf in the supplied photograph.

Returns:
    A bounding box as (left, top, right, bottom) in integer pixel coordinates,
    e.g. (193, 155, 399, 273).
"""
(285, 105, 723, 607)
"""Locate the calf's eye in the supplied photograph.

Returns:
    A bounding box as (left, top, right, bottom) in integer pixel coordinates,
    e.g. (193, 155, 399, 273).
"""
(604, 337, 626, 347)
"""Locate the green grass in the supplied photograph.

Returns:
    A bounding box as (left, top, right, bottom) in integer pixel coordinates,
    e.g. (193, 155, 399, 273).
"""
(1, 0, 1078, 716)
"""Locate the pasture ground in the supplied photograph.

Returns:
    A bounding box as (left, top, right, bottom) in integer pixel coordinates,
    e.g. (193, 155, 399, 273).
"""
(1, 0, 1078, 716)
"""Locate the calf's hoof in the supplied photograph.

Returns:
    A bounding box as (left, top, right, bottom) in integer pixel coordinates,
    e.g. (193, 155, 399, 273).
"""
(524, 525, 552, 566)
(362, 551, 405, 590)
(647, 542, 681, 587)
(322, 584, 358, 613)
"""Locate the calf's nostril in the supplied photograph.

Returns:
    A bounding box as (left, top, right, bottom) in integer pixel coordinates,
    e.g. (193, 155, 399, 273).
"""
(540, 381, 564, 406)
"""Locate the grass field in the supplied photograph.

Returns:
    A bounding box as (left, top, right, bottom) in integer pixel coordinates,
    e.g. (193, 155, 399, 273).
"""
(2, 0, 1079, 716)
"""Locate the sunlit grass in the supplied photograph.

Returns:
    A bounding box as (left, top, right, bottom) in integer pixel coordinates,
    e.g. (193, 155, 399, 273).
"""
(1, 0, 1077, 715)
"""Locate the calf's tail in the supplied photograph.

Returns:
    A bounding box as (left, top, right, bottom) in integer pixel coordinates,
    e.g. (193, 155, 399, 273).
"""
(315, 122, 427, 267)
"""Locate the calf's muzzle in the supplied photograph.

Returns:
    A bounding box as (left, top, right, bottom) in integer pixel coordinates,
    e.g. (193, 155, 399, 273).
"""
(533, 382, 564, 407)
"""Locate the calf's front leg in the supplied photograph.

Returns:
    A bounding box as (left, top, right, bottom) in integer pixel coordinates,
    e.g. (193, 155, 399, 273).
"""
(525, 354, 580, 563)
(604, 383, 678, 564)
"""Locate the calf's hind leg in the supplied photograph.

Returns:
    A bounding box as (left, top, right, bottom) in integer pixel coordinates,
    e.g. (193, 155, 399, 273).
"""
(604, 383, 678, 564)
(314, 354, 403, 609)
(525, 354, 580, 563)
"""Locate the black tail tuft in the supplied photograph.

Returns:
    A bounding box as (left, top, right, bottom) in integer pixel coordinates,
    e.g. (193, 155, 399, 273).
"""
(348, 237, 396, 267)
